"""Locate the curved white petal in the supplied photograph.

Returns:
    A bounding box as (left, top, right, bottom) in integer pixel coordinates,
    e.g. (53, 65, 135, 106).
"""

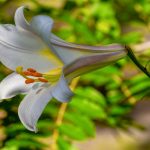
(64, 50, 127, 81)
(18, 85, 52, 132)
(0, 24, 61, 72)
(30, 15, 61, 58)
(0, 25, 42, 50)
(14, 6, 31, 31)
(0, 73, 31, 100)
(30, 15, 53, 38)
(51, 73, 73, 102)
(50, 34, 126, 65)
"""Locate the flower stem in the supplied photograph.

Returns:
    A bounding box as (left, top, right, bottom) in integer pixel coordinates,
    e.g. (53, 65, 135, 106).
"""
(125, 45, 150, 78)
(51, 77, 80, 150)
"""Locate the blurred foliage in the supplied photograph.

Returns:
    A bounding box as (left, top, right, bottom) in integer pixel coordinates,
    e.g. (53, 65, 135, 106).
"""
(0, 0, 150, 150)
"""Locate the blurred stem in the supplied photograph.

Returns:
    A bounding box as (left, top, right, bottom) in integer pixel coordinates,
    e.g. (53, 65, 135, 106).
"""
(51, 77, 80, 150)
(126, 45, 150, 78)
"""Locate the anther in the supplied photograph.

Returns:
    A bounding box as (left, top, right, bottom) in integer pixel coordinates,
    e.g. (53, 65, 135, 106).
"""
(23, 71, 33, 76)
(23, 71, 42, 77)
(25, 79, 35, 84)
(16, 66, 56, 84)
(38, 78, 48, 83)
(27, 68, 36, 73)
(32, 72, 42, 77)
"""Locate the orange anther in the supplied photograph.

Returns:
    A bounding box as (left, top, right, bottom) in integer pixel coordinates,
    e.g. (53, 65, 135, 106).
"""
(38, 78, 48, 83)
(25, 79, 35, 84)
(32, 72, 42, 77)
(23, 71, 32, 76)
(27, 68, 36, 73)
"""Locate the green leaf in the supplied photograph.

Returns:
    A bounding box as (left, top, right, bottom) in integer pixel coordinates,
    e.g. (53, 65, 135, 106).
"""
(1, 146, 18, 150)
(130, 80, 150, 94)
(121, 32, 141, 44)
(58, 123, 87, 140)
(5, 139, 46, 149)
(70, 98, 107, 119)
(6, 123, 26, 134)
(109, 106, 131, 116)
(57, 137, 72, 150)
(81, 71, 110, 86)
(75, 87, 106, 107)
(64, 113, 95, 137)
(107, 90, 125, 104)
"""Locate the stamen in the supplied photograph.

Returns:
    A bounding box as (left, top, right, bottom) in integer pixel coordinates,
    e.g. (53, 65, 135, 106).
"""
(32, 72, 42, 77)
(23, 71, 33, 76)
(23, 71, 42, 77)
(27, 68, 36, 73)
(25, 79, 35, 84)
(16, 66, 62, 85)
(38, 78, 48, 83)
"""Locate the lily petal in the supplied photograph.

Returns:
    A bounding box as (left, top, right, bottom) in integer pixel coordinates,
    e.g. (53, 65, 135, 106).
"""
(0, 73, 31, 100)
(30, 15, 53, 38)
(18, 85, 52, 132)
(14, 6, 126, 67)
(50, 34, 126, 65)
(14, 6, 55, 54)
(51, 73, 73, 102)
(30, 15, 61, 57)
(64, 50, 127, 81)
(0, 24, 61, 72)
(14, 6, 31, 31)
(28, 12, 125, 65)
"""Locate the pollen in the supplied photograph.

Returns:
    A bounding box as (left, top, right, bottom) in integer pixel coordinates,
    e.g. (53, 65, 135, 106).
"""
(32, 72, 42, 77)
(23, 71, 33, 76)
(25, 79, 35, 84)
(38, 78, 48, 83)
(27, 68, 36, 73)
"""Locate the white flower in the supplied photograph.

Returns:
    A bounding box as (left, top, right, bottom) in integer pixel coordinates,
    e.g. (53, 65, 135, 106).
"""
(0, 6, 127, 132)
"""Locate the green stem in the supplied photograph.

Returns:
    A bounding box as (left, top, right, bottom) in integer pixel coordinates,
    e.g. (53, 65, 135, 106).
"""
(125, 45, 150, 78)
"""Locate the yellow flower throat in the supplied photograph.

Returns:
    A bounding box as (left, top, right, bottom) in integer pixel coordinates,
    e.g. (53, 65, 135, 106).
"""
(16, 66, 62, 84)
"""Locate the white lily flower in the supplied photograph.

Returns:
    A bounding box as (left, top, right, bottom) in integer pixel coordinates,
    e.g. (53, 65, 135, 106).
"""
(0, 6, 127, 132)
